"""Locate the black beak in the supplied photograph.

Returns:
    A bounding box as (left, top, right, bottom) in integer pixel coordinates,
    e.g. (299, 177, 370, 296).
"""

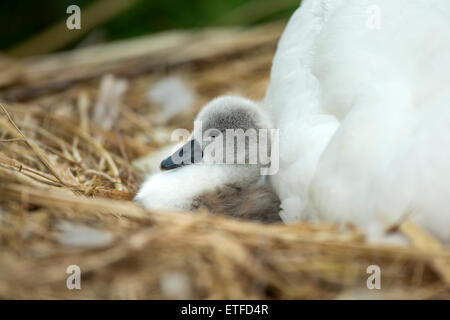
(160, 140, 202, 171)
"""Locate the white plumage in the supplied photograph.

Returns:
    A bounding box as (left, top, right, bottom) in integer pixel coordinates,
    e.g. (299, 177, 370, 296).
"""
(264, 0, 450, 242)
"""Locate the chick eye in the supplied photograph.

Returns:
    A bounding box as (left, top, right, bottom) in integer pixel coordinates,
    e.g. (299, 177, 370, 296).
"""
(208, 129, 221, 138)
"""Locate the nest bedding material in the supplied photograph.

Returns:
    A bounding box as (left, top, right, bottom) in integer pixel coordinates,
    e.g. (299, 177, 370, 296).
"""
(0, 22, 450, 299)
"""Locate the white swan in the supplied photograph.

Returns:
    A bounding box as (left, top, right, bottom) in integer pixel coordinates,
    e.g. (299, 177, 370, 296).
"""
(265, 0, 450, 242)
(136, 0, 450, 242)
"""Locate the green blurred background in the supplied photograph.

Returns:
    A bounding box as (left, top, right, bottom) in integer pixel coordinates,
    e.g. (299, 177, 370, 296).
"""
(0, 0, 299, 57)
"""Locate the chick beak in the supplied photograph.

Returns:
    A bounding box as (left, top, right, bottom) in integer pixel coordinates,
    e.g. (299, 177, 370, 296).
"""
(160, 139, 202, 171)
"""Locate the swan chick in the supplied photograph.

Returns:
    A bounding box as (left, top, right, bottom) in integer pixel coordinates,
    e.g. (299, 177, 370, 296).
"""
(135, 95, 281, 223)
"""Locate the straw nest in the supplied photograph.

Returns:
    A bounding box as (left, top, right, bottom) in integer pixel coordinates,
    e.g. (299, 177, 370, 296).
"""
(1, 22, 450, 299)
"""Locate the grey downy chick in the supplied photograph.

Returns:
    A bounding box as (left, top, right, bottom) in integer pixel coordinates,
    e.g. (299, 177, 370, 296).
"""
(135, 95, 281, 223)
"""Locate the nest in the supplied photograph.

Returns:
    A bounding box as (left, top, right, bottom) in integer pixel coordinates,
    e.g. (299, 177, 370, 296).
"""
(0, 22, 450, 299)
